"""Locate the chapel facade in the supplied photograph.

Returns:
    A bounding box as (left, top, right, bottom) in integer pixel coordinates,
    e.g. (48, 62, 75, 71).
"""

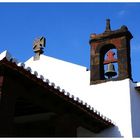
(0, 19, 140, 138)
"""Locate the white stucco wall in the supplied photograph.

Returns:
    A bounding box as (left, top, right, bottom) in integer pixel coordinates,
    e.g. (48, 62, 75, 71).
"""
(87, 79, 132, 138)
(25, 55, 136, 138)
(77, 81, 140, 138)
(76, 79, 133, 138)
(130, 81, 140, 137)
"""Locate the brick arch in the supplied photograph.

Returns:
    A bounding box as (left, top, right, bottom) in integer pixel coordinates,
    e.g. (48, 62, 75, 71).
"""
(95, 43, 116, 54)
(99, 44, 116, 56)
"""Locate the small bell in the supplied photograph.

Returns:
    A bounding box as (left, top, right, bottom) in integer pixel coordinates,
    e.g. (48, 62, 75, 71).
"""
(105, 63, 117, 79)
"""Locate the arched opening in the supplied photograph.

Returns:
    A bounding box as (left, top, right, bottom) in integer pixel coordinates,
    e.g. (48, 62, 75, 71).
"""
(100, 44, 118, 80)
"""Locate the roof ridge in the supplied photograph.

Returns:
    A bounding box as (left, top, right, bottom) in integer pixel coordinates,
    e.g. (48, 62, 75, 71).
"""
(27, 54, 88, 70)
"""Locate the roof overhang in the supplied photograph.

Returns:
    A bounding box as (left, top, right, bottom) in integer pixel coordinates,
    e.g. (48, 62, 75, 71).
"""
(0, 56, 114, 133)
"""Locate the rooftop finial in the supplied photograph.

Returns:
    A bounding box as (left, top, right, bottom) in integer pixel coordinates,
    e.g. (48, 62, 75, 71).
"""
(105, 19, 111, 32)
(33, 36, 46, 61)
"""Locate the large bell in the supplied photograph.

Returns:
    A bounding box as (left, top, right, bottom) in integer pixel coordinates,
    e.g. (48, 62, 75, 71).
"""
(105, 63, 117, 79)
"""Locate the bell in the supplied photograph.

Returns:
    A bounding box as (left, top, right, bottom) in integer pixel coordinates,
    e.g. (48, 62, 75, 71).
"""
(105, 63, 117, 79)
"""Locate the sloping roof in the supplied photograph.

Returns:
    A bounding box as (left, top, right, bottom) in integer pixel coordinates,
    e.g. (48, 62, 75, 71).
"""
(0, 50, 114, 132)
(25, 54, 89, 93)
(25, 54, 118, 121)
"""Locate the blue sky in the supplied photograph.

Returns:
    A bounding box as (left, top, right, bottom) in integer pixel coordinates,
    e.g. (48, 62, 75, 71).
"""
(0, 3, 140, 81)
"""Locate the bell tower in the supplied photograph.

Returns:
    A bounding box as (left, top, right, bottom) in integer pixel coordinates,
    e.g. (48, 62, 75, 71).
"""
(89, 19, 133, 84)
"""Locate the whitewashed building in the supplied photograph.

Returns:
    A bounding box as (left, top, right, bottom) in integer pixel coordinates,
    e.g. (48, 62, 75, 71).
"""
(0, 19, 139, 138)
